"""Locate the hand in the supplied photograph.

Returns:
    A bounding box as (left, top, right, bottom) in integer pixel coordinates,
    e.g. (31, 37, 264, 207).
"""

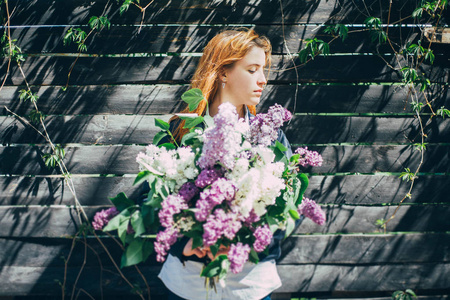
(204, 244, 230, 261)
(182, 238, 207, 258)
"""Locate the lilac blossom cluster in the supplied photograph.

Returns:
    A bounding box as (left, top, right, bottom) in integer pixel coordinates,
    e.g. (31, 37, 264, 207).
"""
(155, 227, 180, 262)
(297, 198, 326, 225)
(295, 147, 323, 167)
(252, 224, 273, 252)
(228, 242, 251, 274)
(249, 104, 292, 146)
(197, 102, 243, 170)
(92, 207, 119, 230)
(202, 209, 242, 246)
(195, 178, 236, 221)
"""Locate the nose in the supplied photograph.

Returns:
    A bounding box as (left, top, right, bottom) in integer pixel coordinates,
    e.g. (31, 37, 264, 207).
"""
(258, 70, 267, 87)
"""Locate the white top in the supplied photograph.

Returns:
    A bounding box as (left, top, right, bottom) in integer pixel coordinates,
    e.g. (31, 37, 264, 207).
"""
(158, 104, 282, 299)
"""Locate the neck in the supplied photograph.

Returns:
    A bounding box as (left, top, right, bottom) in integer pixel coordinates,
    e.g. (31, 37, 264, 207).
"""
(210, 94, 245, 119)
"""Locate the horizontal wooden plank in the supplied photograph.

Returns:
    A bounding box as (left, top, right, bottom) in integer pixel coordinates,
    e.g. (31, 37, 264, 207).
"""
(2, 233, 448, 269)
(6, 0, 425, 26)
(2, 175, 450, 206)
(1, 205, 449, 238)
(7, 25, 441, 55)
(1, 144, 450, 175)
(1, 84, 449, 115)
(1, 263, 448, 296)
(2, 55, 448, 85)
(2, 115, 450, 145)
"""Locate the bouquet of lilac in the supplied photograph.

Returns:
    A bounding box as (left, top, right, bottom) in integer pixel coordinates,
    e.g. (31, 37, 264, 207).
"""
(92, 89, 325, 279)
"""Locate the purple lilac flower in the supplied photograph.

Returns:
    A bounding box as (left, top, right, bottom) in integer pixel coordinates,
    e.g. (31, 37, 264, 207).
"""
(243, 209, 261, 227)
(194, 178, 236, 221)
(228, 242, 251, 274)
(202, 209, 242, 246)
(158, 195, 189, 228)
(249, 104, 292, 146)
(178, 181, 199, 202)
(154, 227, 180, 262)
(297, 198, 326, 225)
(253, 224, 273, 252)
(92, 207, 119, 230)
(295, 147, 323, 167)
(195, 168, 222, 188)
(197, 102, 242, 170)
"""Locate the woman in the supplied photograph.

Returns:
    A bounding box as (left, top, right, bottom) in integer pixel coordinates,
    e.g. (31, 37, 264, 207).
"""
(156, 29, 294, 300)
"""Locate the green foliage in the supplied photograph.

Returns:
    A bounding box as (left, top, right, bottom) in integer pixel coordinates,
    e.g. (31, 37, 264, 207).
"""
(364, 17, 387, 44)
(42, 145, 66, 169)
(392, 289, 417, 300)
(323, 24, 348, 41)
(118, 0, 139, 15)
(63, 28, 88, 51)
(299, 38, 330, 63)
(19, 89, 39, 103)
(200, 255, 230, 279)
(399, 168, 417, 182)
(1, 34, 25, 62)
(88, 16, 111, 31)
(410, 101, 424, 112)
(28, 109, 44, 124)
(437, 106, 450, 118)
(414, 143, 427, 152)
(402, 42, 435, 64)
(181, 88, 204, 111)
(413, 0, 449, 19)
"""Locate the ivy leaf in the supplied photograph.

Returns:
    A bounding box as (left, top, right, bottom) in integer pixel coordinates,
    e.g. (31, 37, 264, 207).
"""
(121, 238, 144, 267)
(109, 192, 134, 211)
(181, 88, 204, 111)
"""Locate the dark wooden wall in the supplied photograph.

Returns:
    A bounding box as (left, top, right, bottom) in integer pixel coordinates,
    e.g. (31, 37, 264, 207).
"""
(1, 0, 449, 299)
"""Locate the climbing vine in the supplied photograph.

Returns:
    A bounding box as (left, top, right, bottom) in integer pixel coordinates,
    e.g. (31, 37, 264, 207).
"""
(1, 0, 449, 298)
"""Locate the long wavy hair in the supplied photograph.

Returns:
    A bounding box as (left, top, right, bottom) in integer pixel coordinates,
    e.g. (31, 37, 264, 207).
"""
(171, 28, 272, 143)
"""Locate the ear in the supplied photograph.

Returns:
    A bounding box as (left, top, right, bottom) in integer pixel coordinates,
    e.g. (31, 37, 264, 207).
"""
(218, 68, 228, 82)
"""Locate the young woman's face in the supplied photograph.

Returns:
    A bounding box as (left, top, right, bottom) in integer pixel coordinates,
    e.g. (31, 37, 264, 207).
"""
(222, 46, 268, 109)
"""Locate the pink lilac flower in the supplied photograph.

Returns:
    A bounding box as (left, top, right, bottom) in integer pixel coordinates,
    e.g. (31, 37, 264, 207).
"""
(195, 168, 223, 188)
(178, 181, 199, 202)
(253, 224, 273, 252)
(194, 178, 236, 221)
(228, 242, 251, 274)
(202, 209, 242, 246)
(243, 209, 261, 227)
(92, 207, 119, 230)
(295, 147, 323, 167)
(297, 198, 326, 225)
(154, 227, 180, 262)
(249, 104, 292, 146)
(158, 195, 189, 228)
(197, 102, 241, 169)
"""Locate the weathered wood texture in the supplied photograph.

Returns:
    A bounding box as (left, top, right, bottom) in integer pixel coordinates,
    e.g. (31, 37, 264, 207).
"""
(2, 145, 450, 175)
(1, 84, 449, 115)
(1, 205, 449, 238)
(1, 0, 450, 298)
(2, 115, 450, 144)
(2, 175, 450, 206)
(2, 55, 449, 85)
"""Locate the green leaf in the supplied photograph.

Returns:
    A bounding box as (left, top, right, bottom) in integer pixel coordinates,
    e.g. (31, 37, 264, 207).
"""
(201, 255, 229, 278)
(179, 115, 204, 129)
(153, 130, 168, 145)
(181, 88, 204, 111)
(285, 218, 296, 238)
(154, 118, 170, 131)
(159, 142, 176, 150)
(141, 202, 155, 227)
(289, 209, 300, 220)
(192, 235, 203, 250)
(296, 173, 309, 205)
(133, 170, 152, 186)
(142, 239, 154, 262)
(102, 214, 124, 232)
(109, 192, 135, 211)
(275, 140, 288, 152)
(118, 218, 129, 244)
(210, 244, 219, 258)
(130, 211, 146, 237)
(249, 248, 259, 264)
(265, 215, 279, 233)
(121, 238, 144, 267)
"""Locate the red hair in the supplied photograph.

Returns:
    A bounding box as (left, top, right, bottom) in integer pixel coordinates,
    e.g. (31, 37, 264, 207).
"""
(171, 28, 272, 143)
